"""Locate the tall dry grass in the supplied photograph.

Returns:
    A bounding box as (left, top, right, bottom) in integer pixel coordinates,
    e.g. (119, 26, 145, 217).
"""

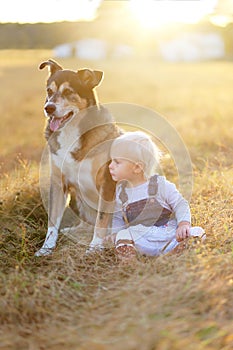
(0, 51, 233, 350)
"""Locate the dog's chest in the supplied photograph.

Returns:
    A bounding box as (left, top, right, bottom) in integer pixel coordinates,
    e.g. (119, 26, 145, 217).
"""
(54, 126, 79, 166)
(50, 127, 96, 190)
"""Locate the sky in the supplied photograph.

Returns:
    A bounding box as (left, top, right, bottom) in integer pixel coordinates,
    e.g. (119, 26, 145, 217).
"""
(0, 0, 102, 23)
(0, 0, 232, 27)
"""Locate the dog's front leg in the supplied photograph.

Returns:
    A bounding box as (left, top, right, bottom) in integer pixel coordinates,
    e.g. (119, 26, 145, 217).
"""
(87, 166, 116, 252)
(87, 204, 111, 253)
(35, 166, 68, 256)
(90, 211, 110, 250)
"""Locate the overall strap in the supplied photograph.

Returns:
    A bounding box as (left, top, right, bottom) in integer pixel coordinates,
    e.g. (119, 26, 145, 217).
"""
(118, 180, 129, 226)
(119, 175, 159, 206)
(119, 180, 128, 205)
(148, 174, 158, 196)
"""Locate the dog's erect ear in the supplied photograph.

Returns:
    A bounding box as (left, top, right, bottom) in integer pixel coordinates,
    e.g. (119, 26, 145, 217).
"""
(39, 59, 63, 76)
(77, 69, 104, 88)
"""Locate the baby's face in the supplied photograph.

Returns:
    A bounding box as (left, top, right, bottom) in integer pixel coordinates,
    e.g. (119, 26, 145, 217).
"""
(109, 158, 146, 187)
(109, 158, 137, 183)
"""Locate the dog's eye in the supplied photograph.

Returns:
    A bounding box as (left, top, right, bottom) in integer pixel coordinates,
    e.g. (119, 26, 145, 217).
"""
(47, 88, 53, 97)
(63, 89, 73, 97)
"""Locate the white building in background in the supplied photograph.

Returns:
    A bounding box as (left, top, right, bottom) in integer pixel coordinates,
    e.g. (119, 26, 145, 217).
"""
(159, 32, 225, 62)
(53, 33, 224, 62)
(53, 43, 74, 58)
(53, 39, 134, 60)
(53, 39, 107, 59)
(75, 39, 108, 60)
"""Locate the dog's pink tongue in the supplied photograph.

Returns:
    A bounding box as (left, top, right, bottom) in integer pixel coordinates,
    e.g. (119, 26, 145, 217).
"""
(50, 117, 61, 132)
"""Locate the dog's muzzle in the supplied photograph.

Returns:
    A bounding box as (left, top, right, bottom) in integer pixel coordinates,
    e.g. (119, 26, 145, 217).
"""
(44, 103, 74, 132)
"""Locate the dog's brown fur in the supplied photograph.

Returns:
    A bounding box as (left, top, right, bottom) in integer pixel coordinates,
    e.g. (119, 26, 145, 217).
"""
(35, 59, 121, 256)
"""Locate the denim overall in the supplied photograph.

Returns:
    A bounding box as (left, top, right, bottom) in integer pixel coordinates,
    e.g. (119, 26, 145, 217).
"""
(119, 175, 172, 227)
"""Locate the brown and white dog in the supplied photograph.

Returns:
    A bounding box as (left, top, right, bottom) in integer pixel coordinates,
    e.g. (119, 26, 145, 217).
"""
(35, 59, 121, 256)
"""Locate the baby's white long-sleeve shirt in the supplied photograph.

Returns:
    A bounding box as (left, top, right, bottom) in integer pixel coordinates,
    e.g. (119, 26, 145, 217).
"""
(112, 175, 191, 232)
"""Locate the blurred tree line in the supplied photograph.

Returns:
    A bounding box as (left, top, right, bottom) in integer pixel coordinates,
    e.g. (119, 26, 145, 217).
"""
(0, 21, 232, 57)
(0, 22, 92, 49)
(0, 2, 140, 49)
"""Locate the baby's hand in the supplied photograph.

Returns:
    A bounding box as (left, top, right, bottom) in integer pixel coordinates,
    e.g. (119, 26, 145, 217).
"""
(176, 222, 190, 242)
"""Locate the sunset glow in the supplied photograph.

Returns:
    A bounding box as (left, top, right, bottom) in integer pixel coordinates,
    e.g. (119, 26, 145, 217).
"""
(129, 0, 218, 29)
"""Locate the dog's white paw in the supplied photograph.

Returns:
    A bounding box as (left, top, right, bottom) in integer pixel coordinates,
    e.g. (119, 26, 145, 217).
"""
(34, 247, 54, 257)
(85, 245, 105, 255)
(85, 237, 104, 255)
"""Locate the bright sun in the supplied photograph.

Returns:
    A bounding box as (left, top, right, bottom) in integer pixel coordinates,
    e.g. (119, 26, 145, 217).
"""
(129, 0, 218, 29)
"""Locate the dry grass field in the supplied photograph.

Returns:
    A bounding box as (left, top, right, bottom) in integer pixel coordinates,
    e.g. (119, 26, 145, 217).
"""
(0, 50, 233, 350)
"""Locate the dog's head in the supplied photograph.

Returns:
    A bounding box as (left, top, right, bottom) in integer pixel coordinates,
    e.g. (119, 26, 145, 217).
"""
(39, 59, 103, 132)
